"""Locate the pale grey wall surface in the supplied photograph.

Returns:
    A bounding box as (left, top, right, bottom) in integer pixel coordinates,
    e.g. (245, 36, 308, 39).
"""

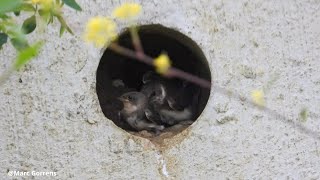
(1, 0, 320, 179)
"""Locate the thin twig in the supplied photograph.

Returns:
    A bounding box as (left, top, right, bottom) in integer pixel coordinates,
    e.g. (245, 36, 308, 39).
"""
(109, 43, 212, 89)
(168, 68, 211, 89)
(214, 85, 320, 141)
(109, 43, 152, 65)
(129, 26, 144, 57)
(110, 43, 320, 141)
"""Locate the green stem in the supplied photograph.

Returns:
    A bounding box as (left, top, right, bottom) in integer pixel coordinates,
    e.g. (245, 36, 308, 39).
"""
(129, 26, 144, 55)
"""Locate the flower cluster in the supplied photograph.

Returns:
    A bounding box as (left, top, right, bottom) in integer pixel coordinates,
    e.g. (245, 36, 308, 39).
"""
(251, 89, 265, 107)
(84, 17, 117, 47)
(84, 3, 172, 74)
(84, 3, 142, 48)
(112, 3, 142, 20)
(153, 53, 171, 74)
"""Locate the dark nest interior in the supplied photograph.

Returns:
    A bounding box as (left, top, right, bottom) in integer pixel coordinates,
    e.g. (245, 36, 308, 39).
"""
(96, 24, 211, 139)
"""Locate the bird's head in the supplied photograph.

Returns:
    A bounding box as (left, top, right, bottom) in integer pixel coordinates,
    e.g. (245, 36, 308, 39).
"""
(118, 92, 147, 112)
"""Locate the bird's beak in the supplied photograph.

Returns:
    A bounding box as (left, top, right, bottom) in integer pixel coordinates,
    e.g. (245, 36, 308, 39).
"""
(118, 97, 128, 102)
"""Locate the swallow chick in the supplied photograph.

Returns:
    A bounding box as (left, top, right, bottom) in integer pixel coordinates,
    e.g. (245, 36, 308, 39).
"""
(141, 71, 178, 108)
(159, 106, 193, 125)
(141, 73, 169, 124)
(118, 92, 165, 133)
(140, 72, 197, 125)
(141, 71, 195, 110)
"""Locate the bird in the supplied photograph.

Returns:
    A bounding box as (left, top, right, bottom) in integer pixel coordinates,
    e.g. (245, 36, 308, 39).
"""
(145, 96, 194, 126)
(118, 91, 165, 133)
(140, 71, 198, 126)
(141, 71, 182, 109)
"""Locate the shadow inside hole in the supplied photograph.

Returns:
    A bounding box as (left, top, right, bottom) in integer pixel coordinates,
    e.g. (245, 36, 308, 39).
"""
(96, 24, 211, 137)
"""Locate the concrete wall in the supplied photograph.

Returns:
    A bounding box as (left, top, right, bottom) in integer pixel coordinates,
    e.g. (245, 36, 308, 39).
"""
(1, 0, 320, 179)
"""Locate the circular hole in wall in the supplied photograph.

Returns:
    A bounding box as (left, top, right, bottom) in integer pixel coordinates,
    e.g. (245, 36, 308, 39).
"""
(96, 24, 211, 139)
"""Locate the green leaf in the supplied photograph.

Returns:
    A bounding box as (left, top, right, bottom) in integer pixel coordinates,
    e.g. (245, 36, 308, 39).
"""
(59, 25, 65, 37)
(14, 41, 43, 70)
(16, 3, 36, 12)
(62, 0, 82, 11)
(48, 13, 54, 24)
(0, 0, 23, 14)
(38, 9, 51, 23)
(38, 9, 48, 19)
(10, 37, 29, 51)
(0, 33, 8, 49)
(14, 11, 20, 16)
(56, 15, 73, 34)
(22, 15, 37, 34)
(0, 14, 10, 19)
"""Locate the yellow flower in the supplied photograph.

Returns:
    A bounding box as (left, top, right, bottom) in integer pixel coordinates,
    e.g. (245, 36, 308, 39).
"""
(251, 89, 265, 107)
(84, 17, 118, 48)
(153, 53, 171, 74)
(112, 3, 142, 20)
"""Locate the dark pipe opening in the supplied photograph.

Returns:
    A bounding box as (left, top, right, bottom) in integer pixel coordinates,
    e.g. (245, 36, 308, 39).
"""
(96, 24, 211, 138)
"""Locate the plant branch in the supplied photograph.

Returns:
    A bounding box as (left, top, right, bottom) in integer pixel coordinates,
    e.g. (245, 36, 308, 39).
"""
(110, 43, 320, 141)
(214, 85, 320, 141)
(129, 26, 144, 56)
(109, 43, 211, 89)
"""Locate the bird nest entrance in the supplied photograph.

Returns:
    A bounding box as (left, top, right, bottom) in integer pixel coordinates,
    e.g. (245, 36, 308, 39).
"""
(96, 24, 211, 139)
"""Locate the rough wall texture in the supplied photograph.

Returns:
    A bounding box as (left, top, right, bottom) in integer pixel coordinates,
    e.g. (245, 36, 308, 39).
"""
(1, 0, 320, 179)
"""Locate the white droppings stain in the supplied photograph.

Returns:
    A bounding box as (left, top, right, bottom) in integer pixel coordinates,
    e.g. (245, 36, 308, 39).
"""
(155, 151, 169, 178)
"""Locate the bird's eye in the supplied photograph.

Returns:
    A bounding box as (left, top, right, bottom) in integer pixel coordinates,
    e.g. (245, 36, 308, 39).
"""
(128, 96, 133, 101)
